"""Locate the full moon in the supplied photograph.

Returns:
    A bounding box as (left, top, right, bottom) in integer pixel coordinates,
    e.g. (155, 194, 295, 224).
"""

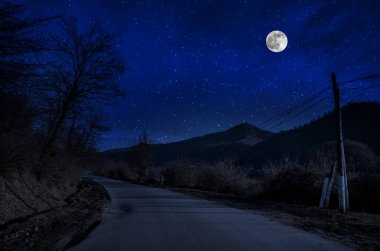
(266, 30, 288, 53)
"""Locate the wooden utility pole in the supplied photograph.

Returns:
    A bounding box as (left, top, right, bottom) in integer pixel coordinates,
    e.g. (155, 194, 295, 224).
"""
(332, 73, 349, 211)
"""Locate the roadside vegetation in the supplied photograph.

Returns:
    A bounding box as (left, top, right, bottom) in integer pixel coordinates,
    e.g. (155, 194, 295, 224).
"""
(93, 136, 380, 214)
(0, 1, 123, 240)
(93, 139, 380, 250)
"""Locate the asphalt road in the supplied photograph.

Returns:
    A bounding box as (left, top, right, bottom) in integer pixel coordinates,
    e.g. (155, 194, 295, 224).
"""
(71, 175, 352, 251)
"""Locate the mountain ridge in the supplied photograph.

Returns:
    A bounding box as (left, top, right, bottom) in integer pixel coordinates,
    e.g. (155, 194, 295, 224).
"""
(103, 122, 273, 154)
(103, 102, 380, 168)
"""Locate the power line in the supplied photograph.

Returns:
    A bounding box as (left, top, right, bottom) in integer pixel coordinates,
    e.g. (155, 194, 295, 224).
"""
(259, 88, 330, 129)
(342, 91, 373, 102)
(339, 73, 380, 86)
(341, 83, 380, 101)
(362, 84, 380, 90)
(341, 84, 380, 91)
(341, 79, 380, 94)
(258, 86, 330, 129)
(267, 96, 332, 131)
(267, 93, 332, 128)
(258, 72, 380, 132)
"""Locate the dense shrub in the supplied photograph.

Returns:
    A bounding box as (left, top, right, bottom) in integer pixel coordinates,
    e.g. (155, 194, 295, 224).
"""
(92, 160, 134, 181)
(349, 174, 380, 213)
(159, 160, 191, 187)
(259, 165, 326, 204)
(158, 158, 251, 195)
(257, 149, 380, 213)
(96, 148, 380, 214)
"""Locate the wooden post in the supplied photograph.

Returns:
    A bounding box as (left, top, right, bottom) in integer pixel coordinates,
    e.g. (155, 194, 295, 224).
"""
(344, 162, 350, 208)
(319, 177, 329, 208)
(332, 73, 349, 211)
(324, 162, 336, 208)
(319, 161, 336, 208)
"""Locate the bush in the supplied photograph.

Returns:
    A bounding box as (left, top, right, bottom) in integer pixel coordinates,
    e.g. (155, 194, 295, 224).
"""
(260, 165, 326, 204)
(94, 150, 380, 214)
(159, 158, 250, 195)
(258, 150, 380, 213)
(258, 152, 332, 205)
(349, 174, 380, 213)
(92, 160, 134, 181)
(160, 159, 199, 187)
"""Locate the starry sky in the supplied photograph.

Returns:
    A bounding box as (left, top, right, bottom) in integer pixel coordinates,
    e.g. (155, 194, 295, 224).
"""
(28, 0, 380, 150)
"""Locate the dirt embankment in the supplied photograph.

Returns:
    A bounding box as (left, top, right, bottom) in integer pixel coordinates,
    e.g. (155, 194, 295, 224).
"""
(0, 178, 110, 251)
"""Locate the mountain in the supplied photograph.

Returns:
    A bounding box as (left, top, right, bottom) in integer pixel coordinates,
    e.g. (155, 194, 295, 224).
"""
(164, 123, 274, 147)
(103, 102, 380, 169)
(103, 123, 274, 163)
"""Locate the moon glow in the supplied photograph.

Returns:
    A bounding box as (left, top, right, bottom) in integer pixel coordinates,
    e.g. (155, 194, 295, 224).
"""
(266, 30, 288, 53)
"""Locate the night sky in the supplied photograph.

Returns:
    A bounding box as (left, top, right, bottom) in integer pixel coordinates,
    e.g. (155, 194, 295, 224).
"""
(28, 0, 380, 150)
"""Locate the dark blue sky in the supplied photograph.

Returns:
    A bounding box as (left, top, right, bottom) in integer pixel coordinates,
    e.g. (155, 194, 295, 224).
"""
(29, 0, 380, 150)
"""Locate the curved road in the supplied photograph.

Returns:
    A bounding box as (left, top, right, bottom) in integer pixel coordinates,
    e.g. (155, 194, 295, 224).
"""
(71, 175, 352, 251)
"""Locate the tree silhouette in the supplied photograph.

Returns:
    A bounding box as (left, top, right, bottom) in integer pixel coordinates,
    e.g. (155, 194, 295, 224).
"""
(40, 17, 126, 156)
(0, 1, 51, 95)
(0, 2, 52, 174)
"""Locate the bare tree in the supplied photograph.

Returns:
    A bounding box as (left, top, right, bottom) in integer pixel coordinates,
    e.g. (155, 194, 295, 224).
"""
(0, 2, 52, 175)
(0, 1, 52, 95)
(0, 1, 52, 134)
(40, 17, 126, 156)
(63, 112, 109, 155)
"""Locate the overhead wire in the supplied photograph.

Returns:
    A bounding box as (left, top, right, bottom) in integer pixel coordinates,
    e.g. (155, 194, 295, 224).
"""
(258, 73, 380, 131)
(258, 86, 331, 129)
(341, 80, 380, 102)
(267, 96, 332, 131)
(339, 73, 380, 86)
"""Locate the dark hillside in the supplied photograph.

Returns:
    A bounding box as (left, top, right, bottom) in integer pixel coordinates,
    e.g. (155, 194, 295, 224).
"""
(103, 102, 380, 170)
(103, 123, 274, 163)
(244, 102, 380, 165)
(170, 123, 274, 147)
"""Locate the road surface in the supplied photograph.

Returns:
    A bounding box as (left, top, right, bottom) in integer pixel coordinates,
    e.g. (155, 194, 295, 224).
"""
(71, 175, 352, 251)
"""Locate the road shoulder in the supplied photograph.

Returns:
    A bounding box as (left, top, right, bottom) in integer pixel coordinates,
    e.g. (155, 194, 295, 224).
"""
(0, 178, 110, 251)
(170, 187, 380, 251)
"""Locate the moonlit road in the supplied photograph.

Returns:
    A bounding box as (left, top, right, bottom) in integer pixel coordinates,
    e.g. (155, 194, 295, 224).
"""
(71, 175, 352, 251)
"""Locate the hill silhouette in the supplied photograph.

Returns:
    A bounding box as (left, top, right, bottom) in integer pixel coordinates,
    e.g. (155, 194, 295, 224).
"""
(103, 123, 274, 162)
(243, 102, 380, 165)
(103, 102, 380, 170)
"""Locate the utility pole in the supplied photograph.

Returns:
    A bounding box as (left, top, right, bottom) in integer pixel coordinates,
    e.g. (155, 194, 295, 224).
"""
(331, 73, 349, 211)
